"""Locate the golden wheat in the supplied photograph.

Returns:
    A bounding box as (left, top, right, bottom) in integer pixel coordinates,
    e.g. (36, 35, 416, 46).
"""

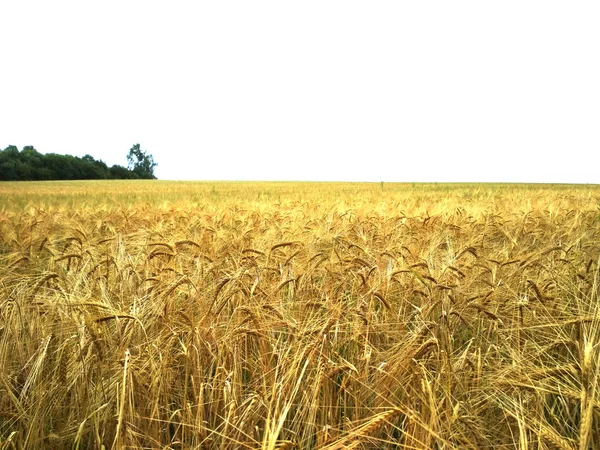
(0, 181, 599, 448)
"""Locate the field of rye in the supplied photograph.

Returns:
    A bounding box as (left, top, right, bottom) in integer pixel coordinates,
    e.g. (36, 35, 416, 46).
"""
(1, 181, 600, 450)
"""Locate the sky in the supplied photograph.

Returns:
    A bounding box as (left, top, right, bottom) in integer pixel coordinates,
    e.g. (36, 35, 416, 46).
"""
(1, 1, 599, 183)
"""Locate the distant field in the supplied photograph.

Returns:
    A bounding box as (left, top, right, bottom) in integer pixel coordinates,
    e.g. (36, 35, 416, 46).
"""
(1, 181, 600, 449)
(1, 180, 598, 214)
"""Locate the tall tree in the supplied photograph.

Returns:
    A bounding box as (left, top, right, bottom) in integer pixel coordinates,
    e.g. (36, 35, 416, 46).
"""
(127, 144, 157, 179)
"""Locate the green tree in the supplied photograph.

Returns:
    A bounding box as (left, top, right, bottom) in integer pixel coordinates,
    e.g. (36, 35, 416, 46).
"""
(127, 144, 157, 179)
(109, 164, 137, 179)
(0, 145, 149, 180)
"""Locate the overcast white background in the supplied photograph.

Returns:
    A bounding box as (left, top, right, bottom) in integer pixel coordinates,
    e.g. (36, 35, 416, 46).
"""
(1, 1, 599, 182)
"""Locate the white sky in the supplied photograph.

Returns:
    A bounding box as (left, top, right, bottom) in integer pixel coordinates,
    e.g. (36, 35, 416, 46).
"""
(1, 1, 599, 183)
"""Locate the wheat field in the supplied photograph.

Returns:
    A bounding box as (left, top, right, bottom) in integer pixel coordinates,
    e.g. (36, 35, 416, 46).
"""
(1, 181, 599, 449)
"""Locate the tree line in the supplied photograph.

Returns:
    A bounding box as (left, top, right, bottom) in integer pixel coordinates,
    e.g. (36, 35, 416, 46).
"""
(0, 144, 157, 181)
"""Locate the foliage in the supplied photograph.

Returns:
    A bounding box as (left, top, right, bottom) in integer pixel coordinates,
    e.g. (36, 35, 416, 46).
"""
(0, 145, 157, 181)
(127, 143, 157, 179)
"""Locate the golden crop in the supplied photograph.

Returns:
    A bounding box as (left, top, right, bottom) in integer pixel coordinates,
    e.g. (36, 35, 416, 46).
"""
(1, 181, 599, 449)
